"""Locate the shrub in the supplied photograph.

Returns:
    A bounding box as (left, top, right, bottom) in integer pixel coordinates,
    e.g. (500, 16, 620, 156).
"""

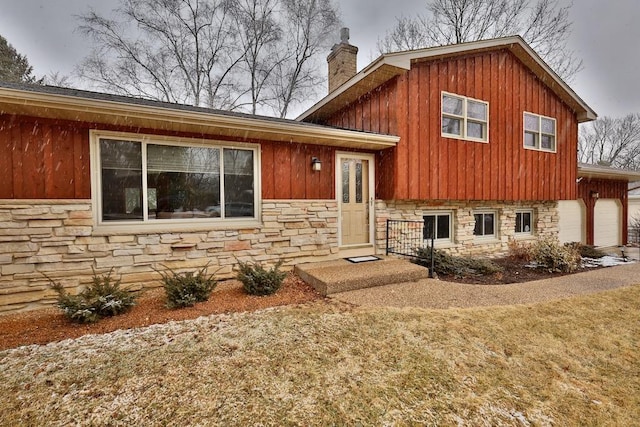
(46, 269, 136, 323)
(156, 265, 218, 309)
(574, 243, 607, 259)
(507, 238, 533, 261)
(415, 247, 503, 277)
(530, 237, 581, 273)
(237, 260, 286, 296)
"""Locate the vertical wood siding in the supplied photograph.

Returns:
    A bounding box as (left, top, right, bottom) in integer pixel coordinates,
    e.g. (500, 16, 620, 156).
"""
(0, 116, 90, 199)
(324, 50, 580, 202)
(0, 115, 336, 201)
(578, 178, 629, 245)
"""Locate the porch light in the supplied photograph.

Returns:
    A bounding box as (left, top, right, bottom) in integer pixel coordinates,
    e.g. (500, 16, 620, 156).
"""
(311, 157, 322, 171)
(590, 190, 599, 199)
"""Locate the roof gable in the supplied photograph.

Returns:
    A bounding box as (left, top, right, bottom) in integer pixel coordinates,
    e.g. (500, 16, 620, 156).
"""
(298, 36, 596, 124)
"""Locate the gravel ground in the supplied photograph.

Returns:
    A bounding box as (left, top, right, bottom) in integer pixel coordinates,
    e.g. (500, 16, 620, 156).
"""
(332, 261, 640, 309)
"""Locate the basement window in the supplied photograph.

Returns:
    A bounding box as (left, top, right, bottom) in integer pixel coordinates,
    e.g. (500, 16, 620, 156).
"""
(515, 210, 534, 235)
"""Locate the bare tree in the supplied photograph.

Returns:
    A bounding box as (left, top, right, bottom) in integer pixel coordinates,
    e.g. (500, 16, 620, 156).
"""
(76, 0, 340, 116)
(230, 0, 282, 114)
(267, 0, 340, 118)
(579, 114, 640, 170)
(377, 0, 581, 82)
(77, 0, 245, 109)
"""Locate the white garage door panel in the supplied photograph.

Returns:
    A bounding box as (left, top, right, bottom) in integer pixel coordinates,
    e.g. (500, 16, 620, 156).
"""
(594, 199, 621, 247)
(558, 200, 585, 244)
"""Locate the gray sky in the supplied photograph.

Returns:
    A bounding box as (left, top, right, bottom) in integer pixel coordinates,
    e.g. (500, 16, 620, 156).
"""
(1, 0, 639, 119)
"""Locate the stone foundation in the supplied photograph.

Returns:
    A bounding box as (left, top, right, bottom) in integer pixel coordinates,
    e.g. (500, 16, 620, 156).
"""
(0, 199, 338, 314)
(375, 200, 559, 256)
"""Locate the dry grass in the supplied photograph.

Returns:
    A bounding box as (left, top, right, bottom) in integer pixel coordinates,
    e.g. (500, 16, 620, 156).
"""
(1, 285, 639, 426)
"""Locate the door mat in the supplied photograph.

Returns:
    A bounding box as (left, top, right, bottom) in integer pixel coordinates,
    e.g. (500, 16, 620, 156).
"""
(345, 256, 381, 263)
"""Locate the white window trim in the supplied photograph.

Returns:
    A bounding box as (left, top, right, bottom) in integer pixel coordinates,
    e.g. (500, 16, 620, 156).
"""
(90, 130, 261, 232)
(441, 91, 489, 143)
(422, 210, 454, 246)
(515, 209, 534, 236)
(473, 210, 497, 240)
(523, 111, 557, 153)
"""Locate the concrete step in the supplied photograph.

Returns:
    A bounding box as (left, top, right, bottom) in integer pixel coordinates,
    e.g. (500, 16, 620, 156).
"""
(295, 257, 430, 295)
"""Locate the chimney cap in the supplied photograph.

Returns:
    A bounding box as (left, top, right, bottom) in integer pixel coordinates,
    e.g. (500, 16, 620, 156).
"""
(340, 27, 350, 44)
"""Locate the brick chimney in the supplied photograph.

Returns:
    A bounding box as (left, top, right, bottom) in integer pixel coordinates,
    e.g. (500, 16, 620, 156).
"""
(327, 28, 358, 93)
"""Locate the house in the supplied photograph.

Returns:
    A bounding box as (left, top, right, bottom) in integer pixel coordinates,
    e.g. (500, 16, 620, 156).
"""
(0, 33, 618, 313)
(301, 33, 599, 256)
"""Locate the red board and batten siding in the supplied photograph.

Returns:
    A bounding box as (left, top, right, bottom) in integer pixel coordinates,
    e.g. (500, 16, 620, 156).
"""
(326, 49, 579, 202)
(0, 115, 335, 200)
(578, 178, 629, 246)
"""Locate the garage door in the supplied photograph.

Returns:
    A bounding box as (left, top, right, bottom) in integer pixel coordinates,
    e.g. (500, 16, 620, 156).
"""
(558, 200, 585, 244)
(594, 199, 621, 247)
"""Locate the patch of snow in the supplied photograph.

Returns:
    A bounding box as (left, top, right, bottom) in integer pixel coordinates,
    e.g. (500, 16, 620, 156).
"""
(581, 256, 634, 268)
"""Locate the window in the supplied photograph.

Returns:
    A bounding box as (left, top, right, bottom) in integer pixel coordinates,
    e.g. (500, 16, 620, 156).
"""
(96, 133, 258, 224)
(515, 210, 533, 235)
(423, 212, 452, 243)
(524, 112, 556, 151)
(473, 211, 496, 238)
(442, 92, 488, 142)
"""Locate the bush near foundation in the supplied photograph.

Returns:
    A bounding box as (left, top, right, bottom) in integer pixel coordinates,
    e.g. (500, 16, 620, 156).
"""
(237, 260, 286, 296)
(156, 265, 218, 309)
(415, 247, 503, 277)
(531, 237, 581, 273)
(47, 269, 136, 324)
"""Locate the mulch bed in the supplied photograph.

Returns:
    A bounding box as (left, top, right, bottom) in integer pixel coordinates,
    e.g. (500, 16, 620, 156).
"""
(437, 256, 603, 285)
(0, 275, 322, 351)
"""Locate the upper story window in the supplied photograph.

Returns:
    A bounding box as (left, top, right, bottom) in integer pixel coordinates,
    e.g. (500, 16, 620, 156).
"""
(524, 112, 556, 152)
(441, 92, 488, 143)
(93, 131, 258, 226)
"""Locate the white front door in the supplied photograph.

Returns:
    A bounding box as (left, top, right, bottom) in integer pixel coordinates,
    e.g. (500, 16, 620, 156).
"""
(337, 153, 375, 247)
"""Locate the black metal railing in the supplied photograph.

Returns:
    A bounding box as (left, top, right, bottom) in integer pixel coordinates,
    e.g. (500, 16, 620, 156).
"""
(385, 219, 435, 277)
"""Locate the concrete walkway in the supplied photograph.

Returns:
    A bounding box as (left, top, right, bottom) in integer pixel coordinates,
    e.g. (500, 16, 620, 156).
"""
(332, 261, 640, 309)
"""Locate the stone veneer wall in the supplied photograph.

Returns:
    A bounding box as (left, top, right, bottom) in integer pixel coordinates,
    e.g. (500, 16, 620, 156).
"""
(0, 199, 338, 314)
(375, 200, 559, 256)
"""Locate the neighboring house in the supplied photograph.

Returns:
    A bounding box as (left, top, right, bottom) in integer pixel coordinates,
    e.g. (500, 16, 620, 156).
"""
(0, 33, 628, 313)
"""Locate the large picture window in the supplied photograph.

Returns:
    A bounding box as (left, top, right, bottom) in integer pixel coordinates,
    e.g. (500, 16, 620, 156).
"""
(97, 134, 257, 223)
(442, 92, 488, 142)
(524, 112, 556, 152)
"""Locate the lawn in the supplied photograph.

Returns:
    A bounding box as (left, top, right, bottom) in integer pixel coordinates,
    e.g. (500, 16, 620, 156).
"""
(1, 285, 639, 426)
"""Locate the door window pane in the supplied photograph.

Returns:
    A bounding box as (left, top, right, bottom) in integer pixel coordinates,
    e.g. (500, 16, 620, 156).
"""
(342, 161, 350, 203)
(355, 162, 363, 203)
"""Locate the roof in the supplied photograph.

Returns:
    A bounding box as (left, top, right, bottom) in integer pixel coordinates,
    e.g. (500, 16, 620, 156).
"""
(298, 36, 597, 124)
(578, 163, 640, 181)
(0, 81, 398, 151)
